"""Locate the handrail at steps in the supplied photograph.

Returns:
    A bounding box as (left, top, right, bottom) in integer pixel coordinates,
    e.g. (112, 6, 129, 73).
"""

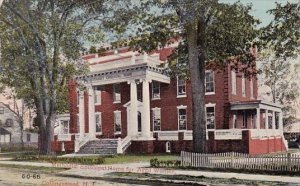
(117, 136, 131, 154)
(74, 134, 90, 152)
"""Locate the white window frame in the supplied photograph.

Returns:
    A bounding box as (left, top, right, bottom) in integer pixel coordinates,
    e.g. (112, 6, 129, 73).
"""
(177, 105, 187, 131)
(232, 113, 237, 129)
(231, 70, 237, 95)
(113, 83, 121, 103)
(114, 110, 122, 134)
(177, 77, 186, 98)
(152, 81, 160, 100)
(93, 87, 102, 105)
(250, 78, 254, 99)
(152, 107, 161, 131)
(205, 70, 215, 95)
(242, 74, 246, 97)
(95, 112, 102, 134)
(166, 141, 171, 153)
(60, 120, 69, 134)
(205, 103, 216, 130)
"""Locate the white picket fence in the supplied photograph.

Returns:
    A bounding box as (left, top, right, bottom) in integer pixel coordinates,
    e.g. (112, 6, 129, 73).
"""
(181, 151, 300, 172)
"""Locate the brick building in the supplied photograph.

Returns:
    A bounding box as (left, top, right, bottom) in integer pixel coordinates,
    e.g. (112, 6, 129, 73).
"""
(52, 44, 287, 155)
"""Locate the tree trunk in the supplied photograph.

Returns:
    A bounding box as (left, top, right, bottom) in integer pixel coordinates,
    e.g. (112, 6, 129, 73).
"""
(186, 20, 207, 153)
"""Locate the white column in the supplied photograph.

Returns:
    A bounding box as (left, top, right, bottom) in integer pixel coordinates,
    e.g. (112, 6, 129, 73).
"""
(129, 80, 138, 137)
(265, 109, 268, 129)
(272, 111, 276, 130)
(256, 108, 260, 129)
(88, 85, 96, 138)
(279, 111, 283, 131)
(142, 79, 151, 138)
(78, 91, 85, 137)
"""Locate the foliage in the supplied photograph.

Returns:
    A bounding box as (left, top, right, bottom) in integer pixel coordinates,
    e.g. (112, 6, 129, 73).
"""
(150, 158, 181, 168)
(108, 0, 260, 153)
(13, 155, 105, 165)
(261, 2, 300, 59)
(0, 0, 122, 154)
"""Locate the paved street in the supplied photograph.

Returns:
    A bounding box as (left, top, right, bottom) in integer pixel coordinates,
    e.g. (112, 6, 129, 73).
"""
(1, 160, 300, 185)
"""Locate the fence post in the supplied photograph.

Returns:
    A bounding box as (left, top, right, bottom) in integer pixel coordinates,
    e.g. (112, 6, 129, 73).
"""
(230, 152, 234, 168)
(287, 153, 291, 171)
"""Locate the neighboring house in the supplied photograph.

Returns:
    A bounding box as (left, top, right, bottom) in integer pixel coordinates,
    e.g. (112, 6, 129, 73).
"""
(0, 91, 34, 129)
(22, 131, 38, 143)
(0, 102, 22, 144)
(284, 120, 300, 141)
(52, 43, 286, 155)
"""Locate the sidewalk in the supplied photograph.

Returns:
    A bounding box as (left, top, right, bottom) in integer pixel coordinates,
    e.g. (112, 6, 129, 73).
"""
(1, 160, 300, 184)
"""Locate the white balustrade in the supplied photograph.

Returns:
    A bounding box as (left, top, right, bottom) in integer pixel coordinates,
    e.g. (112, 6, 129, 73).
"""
(214, 129, 242, 140)
(57, 134, 71, 141)
(117, 136, 131, 154)
(157, 131, 178, 140)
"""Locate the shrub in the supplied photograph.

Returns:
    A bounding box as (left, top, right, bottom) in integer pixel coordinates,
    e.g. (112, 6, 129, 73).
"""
(150, 158, 180, 168)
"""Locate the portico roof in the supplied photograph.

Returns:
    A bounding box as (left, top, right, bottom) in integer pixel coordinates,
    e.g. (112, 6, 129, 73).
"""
(76, 63, 170, 85)
(230, 100, 283, 112)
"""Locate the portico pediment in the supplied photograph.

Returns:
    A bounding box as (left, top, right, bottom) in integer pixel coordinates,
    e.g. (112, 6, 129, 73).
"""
(123, 101, 143, 108)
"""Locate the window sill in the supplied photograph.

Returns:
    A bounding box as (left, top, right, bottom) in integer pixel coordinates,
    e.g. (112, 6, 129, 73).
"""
(205, 92, 215, 95)
(114, 132, 121, 135)
(152, 97, 161, 100)
(95, 132, 103, 135)
(94, 103, 101, 106)
(178, 130, 187, 132)
(113, 101, 121, 104)
(177, 95, 187, 98)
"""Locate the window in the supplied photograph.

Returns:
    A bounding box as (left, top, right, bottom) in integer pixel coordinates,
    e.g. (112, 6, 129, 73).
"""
(152, 108, 161, 131)
(178, 106, 187, 130)
(231, 70, 236, 95)
(114, 111, 121, 134)
(242, 111, 247, 128)
(242, 74, 246, 97)
(177, 77, 186, 97)
(137, 83, 142, 101)
(95, 113, 102, 133)
(250, 78, 254, 98)
(275, 112, 279, 129)
(5, 119, 13, 127)
(166, 141, 171, 153)
(113, 83, 121, 103)
(206, 106, 215, 129)
(268, 113, 272, 129)
(0, 107, 4, 114)
(61, 120, 69, 134)
(152, 81, 160, 99)
(93, 86, 102, 105)
(205, 71, 215, 94)
(233, 113, 237, 128)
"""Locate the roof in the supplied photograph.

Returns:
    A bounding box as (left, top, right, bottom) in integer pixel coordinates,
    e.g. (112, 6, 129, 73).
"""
(284, 121, 300, 133)
(0, 128, 11, 135)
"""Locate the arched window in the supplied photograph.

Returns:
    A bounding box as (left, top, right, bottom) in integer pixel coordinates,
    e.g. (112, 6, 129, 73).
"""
(166, 141, 171, 153)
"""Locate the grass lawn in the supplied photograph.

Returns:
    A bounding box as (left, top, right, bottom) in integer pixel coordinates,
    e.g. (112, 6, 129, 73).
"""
(104, 154, 179, 164)
(0, 163, 69, 174)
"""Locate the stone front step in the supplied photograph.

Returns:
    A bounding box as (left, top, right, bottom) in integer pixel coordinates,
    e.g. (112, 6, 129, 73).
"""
(77, 139, 118, 155)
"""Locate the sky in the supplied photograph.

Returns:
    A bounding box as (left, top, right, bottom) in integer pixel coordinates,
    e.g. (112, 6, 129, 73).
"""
(220, 0, 299, 27)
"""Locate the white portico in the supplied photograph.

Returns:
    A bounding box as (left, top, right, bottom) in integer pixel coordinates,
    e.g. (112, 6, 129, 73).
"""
(75, 51, 170, 151)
